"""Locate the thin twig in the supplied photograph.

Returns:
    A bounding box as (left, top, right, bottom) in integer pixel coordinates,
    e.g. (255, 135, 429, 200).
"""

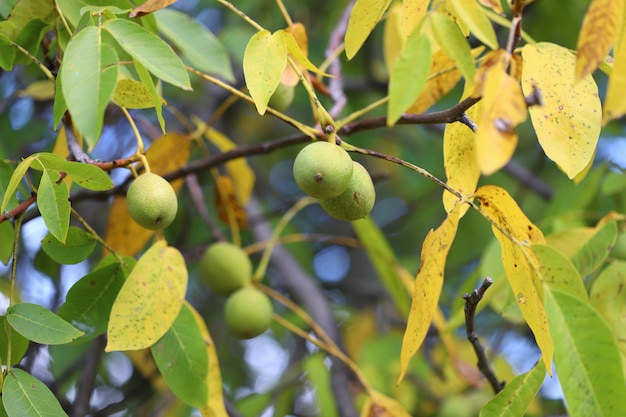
(185, 174, 226, 242)
(463, 277, 505, 394)
(324, 1, 353, 118)
(71, 336, 105, 417)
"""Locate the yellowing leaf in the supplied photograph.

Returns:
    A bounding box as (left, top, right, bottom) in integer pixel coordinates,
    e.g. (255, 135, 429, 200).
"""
(384, 2, 405, 73)
(205, 128, 255, 205)
(186, 303, 229, 417)
(243, 30, 288, 115)
(442, 90, 481, 216)
(521, 42, 602, 179)
(474, 185, 553, 372)
(475, 51, 527, 175)
(477, 0, 502, 13)
(401, 0, 429, 36)
(18, 80, 55, 100)
(105, 133, 191, 256)
(429, 11, 476, 83)
(388, 31, 433, 125)
(398, 203, 461, 383)
(280, 22, 309, 86)
(345, 0, 393, 59)
(106, 241, 188, 351)
(214, 175, 248, 228)
(361, 390, 412, 417)
(282, 30, 330, 78)
(446, 0, 498, 50)
(129, 0, 177, 17)
(113, 78, 164, 109)
(604, 19, 626, 123)
(575, 0, 624, 82)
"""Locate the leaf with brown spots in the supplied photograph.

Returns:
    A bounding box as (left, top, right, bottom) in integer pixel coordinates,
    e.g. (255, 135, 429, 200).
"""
(106, 240, 188, 351)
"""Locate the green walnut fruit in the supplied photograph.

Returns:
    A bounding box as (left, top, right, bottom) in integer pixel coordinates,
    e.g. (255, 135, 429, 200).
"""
(224, 287, 273, 339)
(293, 141, 354, 199)
(320, 162, 375, 221)
(199, 242, 252, 296)
(268, 82, 295, 112)
(126, 173, 178, 230)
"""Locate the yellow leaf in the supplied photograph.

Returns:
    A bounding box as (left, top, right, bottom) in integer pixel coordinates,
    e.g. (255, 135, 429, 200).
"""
(474, 185, 553, 373)
(125, 349, 168, 392)
(215, 175, 248, 228)
(575, 0, 624, 82)
(282, 30, 331, 78)
(17, 80, 55, 101)
(186, 303, 229, 417)
(604, 13, 626, 123)
(384, 2, 406, 73)
(475, 51, 527, 175)
(243, 30, 288, 115)
(113, 79, 164, 109)
(406, 50, 461, 114)
(205, 128, 255, 205)
(521, 42, 602, 179)
(401, 0, 430, 36)
(398, 203, 461, 383)
(361, 390, 413, 417)
(106, 241, 188, 351)
(446, 0, 498, 50)
(105, 133, 191, 256)
(442, 88, 481, 216)
(345, 0, 394, 59)
(281, 23, 309, 87)
(52, 125, 71, 159)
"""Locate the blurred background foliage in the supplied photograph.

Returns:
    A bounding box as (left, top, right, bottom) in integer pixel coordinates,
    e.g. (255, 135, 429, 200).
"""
(2, 0, 626, 416)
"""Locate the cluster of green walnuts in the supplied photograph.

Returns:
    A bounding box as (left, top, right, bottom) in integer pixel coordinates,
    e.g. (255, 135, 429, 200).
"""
(125, 173, 272, 339)
(199, 242, 272, 339)
(293, 141, 375, 221)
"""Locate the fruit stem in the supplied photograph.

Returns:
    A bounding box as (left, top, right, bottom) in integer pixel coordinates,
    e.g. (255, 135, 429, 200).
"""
(251, 196, 316, 282)
(275, 0, 293, 26)
(71, 208, 126, 265)
(258, 286, 372, 394)
(121, 107, 146, 155)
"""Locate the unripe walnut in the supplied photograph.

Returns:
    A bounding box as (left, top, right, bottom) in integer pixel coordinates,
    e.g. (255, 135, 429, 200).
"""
(126, 173, 178, 230)
(199, 242, 252, 296)
(224, 287, 273, 339)
(293, 141, 353, 199)
(320, 162, 375, 221)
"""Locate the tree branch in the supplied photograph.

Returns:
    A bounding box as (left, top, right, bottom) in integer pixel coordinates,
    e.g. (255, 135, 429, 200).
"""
(71, 336, 105, 417)
(463, 277, 505, 394)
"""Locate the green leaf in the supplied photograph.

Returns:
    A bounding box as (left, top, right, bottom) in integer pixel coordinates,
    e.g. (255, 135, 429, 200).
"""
(134, 59, 165, 132)
(0, 33, 16, 70)
(106, 241, 188, 351)
(7, 303, 84, 345)
(103, 19, 190, 90)
(387, 31, 432, 125)
(0, 221, 13, 265)
(60, 25, 119, 148)
(447, 0, 498, 50)
(37, 169, 70, 243)
(155, 8, 234, 81)
(589, 261, 626, 377)
(151, 303, 209, 408)
(41, 226, 96, 265)
(0, 156, 34, 214)
(0, 316, 29, 365)
(13, 18, 48, 65)
(352, 217, 411, 317)
(344, 0, 393, 59)
(545, 288, 626, 417)
(53, 65, 67, 126)
(571, 220, 617, 277)
(429, 12, 475, 84)
(31, 153, 114, 191)
(0, 159, 19, 212)
(56, 0, 133, 28)
(303, 353, 339, 417)
(243, 30, 288, 115)
(3, 369, 68, 417)
(480, 361, 545, 417)
(58, 255, 134, 343)
(532, 244, 587, 300)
